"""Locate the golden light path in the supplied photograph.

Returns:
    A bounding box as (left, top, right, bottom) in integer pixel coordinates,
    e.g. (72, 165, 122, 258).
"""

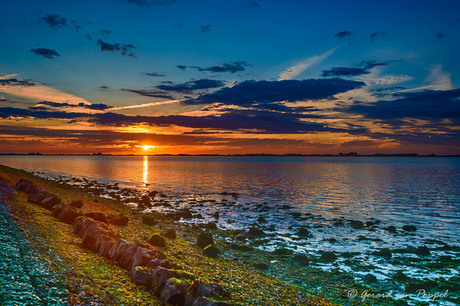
(142, 155, 149, 186)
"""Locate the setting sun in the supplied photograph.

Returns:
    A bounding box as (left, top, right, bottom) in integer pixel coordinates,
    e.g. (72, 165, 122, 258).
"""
(141, 145, 155, 151)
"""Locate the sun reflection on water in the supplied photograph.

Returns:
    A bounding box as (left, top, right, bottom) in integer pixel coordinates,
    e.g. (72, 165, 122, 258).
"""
(142, 155, 149, 186)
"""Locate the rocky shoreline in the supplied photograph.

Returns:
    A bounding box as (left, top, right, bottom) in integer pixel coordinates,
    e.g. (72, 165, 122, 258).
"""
(0, 164, 458, 305)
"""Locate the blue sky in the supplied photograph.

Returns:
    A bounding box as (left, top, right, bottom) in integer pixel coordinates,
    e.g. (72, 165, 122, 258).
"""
(0, 0, 459, 154)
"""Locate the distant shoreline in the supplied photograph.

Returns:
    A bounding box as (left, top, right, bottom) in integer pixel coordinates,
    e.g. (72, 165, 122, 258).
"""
(0, 153, 459, 157)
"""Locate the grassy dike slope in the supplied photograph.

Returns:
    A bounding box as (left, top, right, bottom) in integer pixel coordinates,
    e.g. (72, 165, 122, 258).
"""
(0, 164, 335, 305)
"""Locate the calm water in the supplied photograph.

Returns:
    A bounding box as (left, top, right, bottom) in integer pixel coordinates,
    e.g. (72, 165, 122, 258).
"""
(0, 155, 459, 244)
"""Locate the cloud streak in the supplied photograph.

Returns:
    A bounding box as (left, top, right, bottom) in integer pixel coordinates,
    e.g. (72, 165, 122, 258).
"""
(278, 48, 336, 81)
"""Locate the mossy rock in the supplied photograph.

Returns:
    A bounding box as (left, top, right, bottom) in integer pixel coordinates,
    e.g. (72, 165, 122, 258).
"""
(320, 251, 337, 262)
(292, 254, 309, 265)
(253, 262, 269, 270)
(385, 226, 397, 233)
(197, 232, 214, 249)
(230, 243, 253, 252)
(415, 246, 430, 256)
(363, 273, 377, 283)
(142, 215, 156, 226)
(247, 227, 265, 237)
(203, 245, 219, 258)
(148, 234, 166, 247)
(297, 228, 312, 238)
(162, 227, 176, 240)
(393, 270, 410, 282)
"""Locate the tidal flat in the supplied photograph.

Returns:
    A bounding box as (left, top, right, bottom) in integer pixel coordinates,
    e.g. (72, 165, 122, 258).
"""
(0, 163, 458, 305)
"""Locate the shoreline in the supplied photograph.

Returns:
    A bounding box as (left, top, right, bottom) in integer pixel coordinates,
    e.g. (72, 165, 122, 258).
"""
(0, 164, 458, 305)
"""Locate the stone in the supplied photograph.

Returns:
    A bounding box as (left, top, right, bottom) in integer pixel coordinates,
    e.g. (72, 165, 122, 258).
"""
(212, 212, 220, 219)
(52, 204, 66, 218)
(203, 245, 219, 258)
(24, 183, 41, 195)
(375, 248, 392, 258)
(235, 232, 247, 241)
(257, 215, 266, 223)
(58, 207, 83, 224)
(149, 266, 179, 295)
(202, 222, 218, 230)
(247, 227, 265, 237)
(107, 239, 129, 261)
(85, 212, 108, 223)
(40, 195, 62, 210)
(148, 234, 167, 247)
(146, 258, 171, 270)
(130, 246, 157, 270)
(27, 191, 50, 204)
(117, 243, 148, 269)
(196, 232, 214, 249)
(162, 228, 176, 240)
(402, 225, 417, 232)
(364, 274, 377, 283)
(297, 227, 312, 237)
(349, 220, 364, 229)
(82, 223, 115, 251)
(385, 226, 397, 233)
(142, 215, 156, 226)
(209, 283, 230, 299)
(16, 178, 33, 192)
(97, 236, 117, 257)
(292, 254, 309, 265)
(320, 251, 337, 262)
(415, 246, 430, 256)
(253, 262, 268, 270)
(107, 214, 129, 226)
(69, 199, 83, 208)
(160, 277, 189, 305)
(184, 280, 211, 306)
(393, 271, 409, 282)
(130, 266, 155, 287)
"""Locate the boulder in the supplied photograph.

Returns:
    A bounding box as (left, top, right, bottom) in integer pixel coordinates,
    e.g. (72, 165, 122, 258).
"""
(297, 228, 312, 237)
(24, 184, 41, 195)
(97, 236, 117, 257)
(142, 215, 156, 226)
(16, 178, 33, 192)
(375, 248, 392, 258)
(69, 199, 83, 208)
(148, 234, 167, 247)
(273, 247, 293, 256)
(40, 195, 62, 210)
(150, 266, 179, 295)
(117, 243, 148, 269)
(82, 223, 115, 251)
(130, 266, 155, 287)
(107, 239, 129, 261)
(107, 214, 129, 226)
(203, 245, 219, 258)
(202, 222, 217, 230)
(349, 220, 364, 229)
(192, 297, 231, 306)
(196, 232, 214, 249)
(247, 227, 265, 237)
(58, 207, 83, 224)
(230, 243, 253, 252)
(27, 190, 50, 204)
(52, 204, 66, 218)
(415, 246, 430, 256)
(257, 215, 266, 223)
(209, 283, 230, 299)
(320, 251, 337, 262)
(385, 226, 397, 233)
(130, 246, 158, 270)
(85, 212, 108, 224)
(184, 280, 212, 306)
(160, 277, 189, 305)
(146, 258, 172, 270)
(72, 216, 97, 237)
(402, 225, 417, 232)
(162, 228, 177, 240)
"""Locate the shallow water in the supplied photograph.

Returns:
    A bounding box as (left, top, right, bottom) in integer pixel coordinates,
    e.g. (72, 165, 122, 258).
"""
(0, 155, 458, 243)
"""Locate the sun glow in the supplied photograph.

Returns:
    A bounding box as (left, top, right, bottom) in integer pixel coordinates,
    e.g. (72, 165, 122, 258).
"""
(140, 145, 155, 151)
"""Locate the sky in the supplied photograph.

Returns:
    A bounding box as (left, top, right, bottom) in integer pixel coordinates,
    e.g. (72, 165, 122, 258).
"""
(0, 0, 459, 155)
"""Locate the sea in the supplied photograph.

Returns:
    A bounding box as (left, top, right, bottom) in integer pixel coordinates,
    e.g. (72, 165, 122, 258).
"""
(0, 155, 459, 285)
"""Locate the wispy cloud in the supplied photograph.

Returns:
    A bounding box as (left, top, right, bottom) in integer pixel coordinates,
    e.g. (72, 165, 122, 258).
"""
(398, 64, 452, 92)
(108, 100, 182, 111)
(278, 48, 336, 81)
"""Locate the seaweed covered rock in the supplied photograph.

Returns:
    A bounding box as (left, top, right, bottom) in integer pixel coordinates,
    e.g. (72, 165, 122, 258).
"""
(142, 215, 156, 226)
(320, 251, 337, 262)
(402, 225, 417, 232)
(160, 277, 190, 305)
(107, 213, 129, 226)
(296, 227, 312, 238)
(69, 199, 83, 208)
(247, 227, 265, 238)
(385, 226, 397, 233)
(184, 280, 212, 305)
(162, 228, 177, 240)
(130, 266, 155, 287)
(148, 234, 167, 247)
(85, 212, 108, 224)
(273, 247, 293, 256)
(203, 245, 219, 258)
(375, 248, 392, 258)
(415, 246, 430, 256)
(196, 232, 214, 249)
(150, 266, 179, 295)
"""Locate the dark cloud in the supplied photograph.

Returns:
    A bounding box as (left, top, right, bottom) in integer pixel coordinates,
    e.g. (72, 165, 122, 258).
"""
(200, 25, 212, 33)
(176, 65, 187, 71)
(36, 101, 111, 110)
(99, 29, 112, 35)
(156, 79, 224, 92)
(247, 1, 261, 8)
(143, 72, 166, 77)
(191, 61, 249, 73)
(321, 67, 368, 77)
(86, 34, 93, 41)
(0, 79, 35, 86)
(435, 32, 445, 39)
(41, 14, 67, 28)
(183, 78, 365, 106)
(97, 40, 136, 57)
(99, 86, 110, 91)
(346, 89, 460, 120)
(30, 48, 60, 59)
(333, 30, 352, 39)
(121, 89, 175, 100)
(360, 60, 388, 70)
(125, 0, 178, 7)
(71, 20, 81, 32)
(369, 31, 386, 42)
